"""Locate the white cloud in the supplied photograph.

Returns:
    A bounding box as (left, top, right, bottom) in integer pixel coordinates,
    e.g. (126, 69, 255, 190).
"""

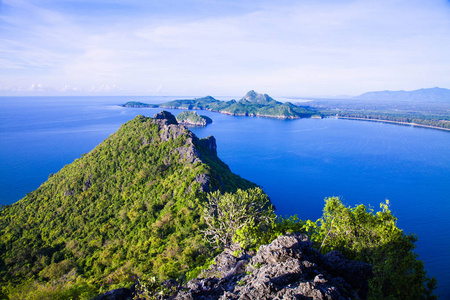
(89, 84, 121, 93)
(1, 0, 450, 96)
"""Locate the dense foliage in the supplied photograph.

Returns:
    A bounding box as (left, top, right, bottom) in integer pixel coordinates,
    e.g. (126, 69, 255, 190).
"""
(202, 188, 276, 249)
(0, 114, 254, 299)
(304, 197, 437, 300)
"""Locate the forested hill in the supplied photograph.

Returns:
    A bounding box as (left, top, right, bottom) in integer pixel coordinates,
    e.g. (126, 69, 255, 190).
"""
(0, 111, 255, 298)
(120, 90, 319, 119)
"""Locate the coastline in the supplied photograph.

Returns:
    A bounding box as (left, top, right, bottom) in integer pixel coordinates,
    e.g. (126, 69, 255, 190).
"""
(332, 116, 450, 132)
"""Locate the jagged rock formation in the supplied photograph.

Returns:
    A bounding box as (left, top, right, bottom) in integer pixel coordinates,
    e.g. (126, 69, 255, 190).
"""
(176, 234, 372, 300)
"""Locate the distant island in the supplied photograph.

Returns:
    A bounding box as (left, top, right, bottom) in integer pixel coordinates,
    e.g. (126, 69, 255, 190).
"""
(120, 88, 450, 130)
(176, 111, 212, 126)
(120, 101, 159, 108)
(120, 90, 320, 119)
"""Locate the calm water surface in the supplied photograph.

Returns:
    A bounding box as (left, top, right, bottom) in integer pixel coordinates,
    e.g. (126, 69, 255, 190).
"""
(0, 96, 449, 297)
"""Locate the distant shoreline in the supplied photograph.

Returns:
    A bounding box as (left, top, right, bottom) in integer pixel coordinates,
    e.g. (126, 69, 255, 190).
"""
(333, 116, 450, 132)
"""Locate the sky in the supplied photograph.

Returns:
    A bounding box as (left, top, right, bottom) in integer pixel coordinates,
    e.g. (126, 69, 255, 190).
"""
(1, 0, 450, 97)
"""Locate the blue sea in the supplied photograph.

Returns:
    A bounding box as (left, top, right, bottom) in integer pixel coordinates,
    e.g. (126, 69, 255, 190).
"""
(1, 96, 449, 297)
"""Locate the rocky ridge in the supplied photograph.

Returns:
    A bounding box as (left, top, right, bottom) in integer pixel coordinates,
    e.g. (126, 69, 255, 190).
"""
(152, 111, 217, 192)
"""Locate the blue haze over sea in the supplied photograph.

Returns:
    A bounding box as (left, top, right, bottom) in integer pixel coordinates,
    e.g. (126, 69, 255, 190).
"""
(0, 96, 449, 297)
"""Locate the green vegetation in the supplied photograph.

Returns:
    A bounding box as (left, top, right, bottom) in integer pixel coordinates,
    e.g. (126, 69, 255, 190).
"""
(0, 114, 254, 299)
(305, 197, 437, 299)
(122, 90, 319, 119)
(202, 188, 305, 252)
(0, 112, 437, 299)
(176, 111, 212, 126)
(202, 188, 276, 249)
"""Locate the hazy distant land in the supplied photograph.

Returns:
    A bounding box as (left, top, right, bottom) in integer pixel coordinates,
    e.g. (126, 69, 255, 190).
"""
(308, 87, 450, 130)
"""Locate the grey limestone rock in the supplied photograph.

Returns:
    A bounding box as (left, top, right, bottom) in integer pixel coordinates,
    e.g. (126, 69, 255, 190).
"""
(153, 111, 178, 125)
(175, 233, 372, 300)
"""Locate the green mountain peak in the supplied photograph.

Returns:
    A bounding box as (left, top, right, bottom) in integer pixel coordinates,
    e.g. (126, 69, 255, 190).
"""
(0, 111, 254, 296)
(240, 90, 279, 105)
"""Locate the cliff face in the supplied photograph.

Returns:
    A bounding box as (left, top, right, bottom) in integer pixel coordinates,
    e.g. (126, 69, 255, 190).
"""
(177, 233, 372, 300)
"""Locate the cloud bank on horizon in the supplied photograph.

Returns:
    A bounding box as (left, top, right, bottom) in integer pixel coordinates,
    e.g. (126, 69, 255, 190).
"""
(1, 0, 449, 97)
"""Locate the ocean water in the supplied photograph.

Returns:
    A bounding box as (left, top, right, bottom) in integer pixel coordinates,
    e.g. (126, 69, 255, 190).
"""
(0, 96, 449, 297)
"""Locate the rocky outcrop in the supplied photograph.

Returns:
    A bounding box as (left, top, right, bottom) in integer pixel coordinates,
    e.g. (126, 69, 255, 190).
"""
(176, 234, 372, 300)
(153, 111, 217, 192)
(153, 111, 178, 125)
